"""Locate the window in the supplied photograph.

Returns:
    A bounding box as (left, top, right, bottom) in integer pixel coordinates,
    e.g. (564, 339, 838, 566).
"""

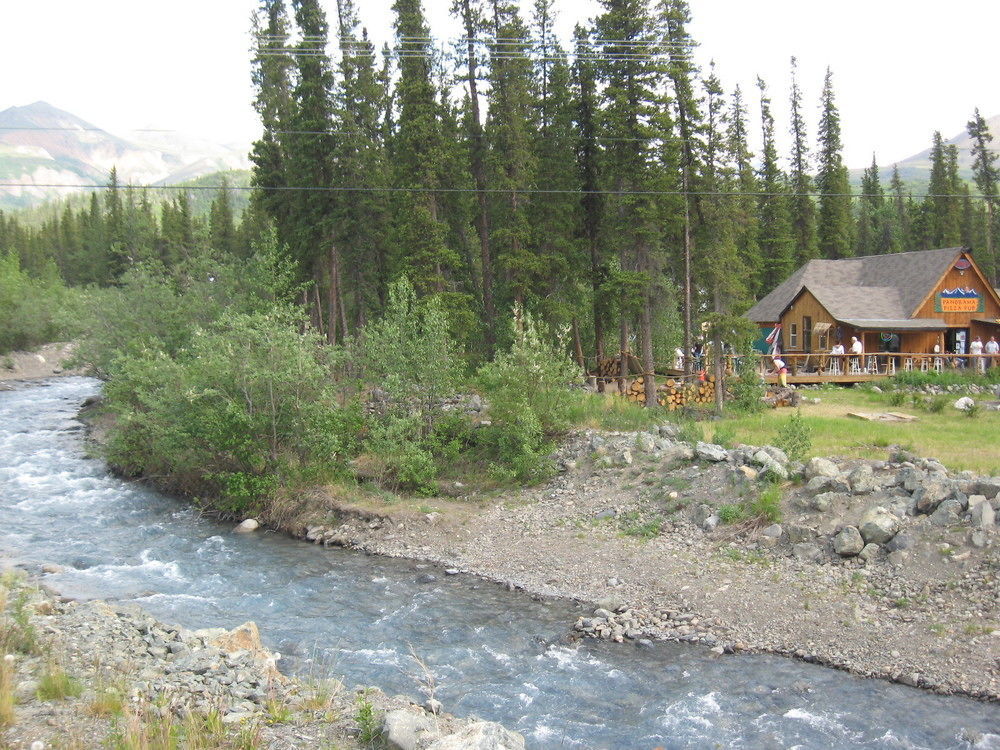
(789, 323, 798, 349)
(802, 316, 813, 352)
(819, 333, 828, 351)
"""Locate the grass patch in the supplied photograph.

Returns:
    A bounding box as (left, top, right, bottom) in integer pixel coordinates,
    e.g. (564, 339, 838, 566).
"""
(618, 512, 664, 540)
(711, 387, 1000, 474)
(0, 655, 14, 728)
(0, 573, 42, 656)
(563, 392, 662, 432)
(36, 661, 83, 700)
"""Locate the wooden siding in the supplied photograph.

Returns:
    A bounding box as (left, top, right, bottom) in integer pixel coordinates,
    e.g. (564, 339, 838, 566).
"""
(778, 289, 836, 353)
(913, 252, 1000, 323)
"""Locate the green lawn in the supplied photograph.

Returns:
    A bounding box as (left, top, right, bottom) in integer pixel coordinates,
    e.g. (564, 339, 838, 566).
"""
(706, 386, 1000, 476)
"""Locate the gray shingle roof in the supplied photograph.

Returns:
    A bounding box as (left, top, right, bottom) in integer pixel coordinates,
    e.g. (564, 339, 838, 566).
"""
(745, 247, 963, 323)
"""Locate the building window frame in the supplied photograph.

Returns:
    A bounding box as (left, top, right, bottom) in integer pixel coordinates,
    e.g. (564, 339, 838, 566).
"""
(789, 323, 798, 349)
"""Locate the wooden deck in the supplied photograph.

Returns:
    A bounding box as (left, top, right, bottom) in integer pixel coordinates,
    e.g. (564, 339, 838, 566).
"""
(763, 373, 885, 385)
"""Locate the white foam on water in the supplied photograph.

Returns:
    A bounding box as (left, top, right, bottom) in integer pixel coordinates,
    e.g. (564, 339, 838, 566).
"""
(483, 644, 513, 666)
(69, 548, 187, 587)
(529, 723, 588, 747)
(345, 647, 402, 667)
(536, 644, 602, 671)
(657, 692, 723, 733)
(975, 733, 1000, 749)
(782, 708, 863, 742)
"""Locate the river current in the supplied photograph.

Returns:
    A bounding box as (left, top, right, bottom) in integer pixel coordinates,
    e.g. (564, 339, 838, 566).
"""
(0, 377, 997, 749)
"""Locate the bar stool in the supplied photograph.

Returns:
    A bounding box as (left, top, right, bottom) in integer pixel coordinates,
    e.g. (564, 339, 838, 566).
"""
(903, 357, 914, 372)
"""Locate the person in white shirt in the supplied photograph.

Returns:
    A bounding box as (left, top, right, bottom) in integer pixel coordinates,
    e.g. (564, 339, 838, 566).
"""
(970, 336, 985, 372)
(829, 342, 845, 374)
(985, 336, 999, 370)
(849, 336, 863, 371)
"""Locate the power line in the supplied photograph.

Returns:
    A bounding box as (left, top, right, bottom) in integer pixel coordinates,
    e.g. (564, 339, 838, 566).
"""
(0, 182, 992, 200)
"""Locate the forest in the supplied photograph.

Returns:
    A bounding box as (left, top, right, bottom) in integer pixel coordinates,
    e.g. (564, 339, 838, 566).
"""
(2, 0, 998, 373)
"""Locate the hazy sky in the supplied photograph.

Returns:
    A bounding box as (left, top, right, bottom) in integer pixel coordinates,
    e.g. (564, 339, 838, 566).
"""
(4, 0, 998, 169)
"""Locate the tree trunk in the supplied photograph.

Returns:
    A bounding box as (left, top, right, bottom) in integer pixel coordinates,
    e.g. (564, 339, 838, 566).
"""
(572, 317, 586, 374)
(459, 0, 496, 356)
(682, 169, 693, 377)
(618, 318, 629, 395)
(641, 296, 656, 408)
(327, 244, 339, 344)
(314, 284, 325, 339)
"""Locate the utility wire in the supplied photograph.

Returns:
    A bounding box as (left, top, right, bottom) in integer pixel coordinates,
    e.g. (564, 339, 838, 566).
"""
(1, 183, 992, 200)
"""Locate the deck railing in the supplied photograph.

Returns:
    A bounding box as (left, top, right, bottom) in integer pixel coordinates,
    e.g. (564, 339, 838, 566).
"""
(752, 352, 1000, 378)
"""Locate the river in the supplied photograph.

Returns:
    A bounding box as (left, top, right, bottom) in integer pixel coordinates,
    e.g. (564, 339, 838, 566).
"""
(1, 377, 997, 749)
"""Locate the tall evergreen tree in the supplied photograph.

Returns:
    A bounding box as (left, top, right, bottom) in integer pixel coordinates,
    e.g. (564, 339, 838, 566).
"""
(888, 165, 910, 252)
(485, 0, 538, 316)
(968, 108, 999, 281)
(452, 0, 497, 352)
(391, 0, 457, 293)
(727, 85, 760, 298)
(815, 67, 853, 258)
(788, 57, 818, 264)
(856, 154, 887, 256)
(209, 178, 238, 256)
(755, 77, 794, 290)
(927, 131, 962, 248)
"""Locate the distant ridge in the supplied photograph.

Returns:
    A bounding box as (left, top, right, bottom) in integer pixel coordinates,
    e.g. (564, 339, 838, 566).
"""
(0, 101, 250, 209)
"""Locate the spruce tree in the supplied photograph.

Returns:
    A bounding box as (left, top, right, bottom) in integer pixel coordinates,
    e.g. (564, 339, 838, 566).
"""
(927, 131, 962, 247)
(485, 0, 538, 318)
(452, 0, 497, 352)
(727, 85, 761, 298)
(391, 0, 457, 294)
(968, 108, 999, 281)
(816, 67, 853, 258)
(756, 77, 794, 289)
(857, 154, 886, 256)
(889, 165, 911, 252)
(209, 178, 238, 256)
(788, 57, 818, 264)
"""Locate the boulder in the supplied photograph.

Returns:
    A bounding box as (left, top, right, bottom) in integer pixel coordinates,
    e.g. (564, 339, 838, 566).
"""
(858, 507, 900, 544)
(658, 424, 680, 439)
(887, 550, 907, 566)
(804, 457, 839, 480)
(209, 621, 284, 682)
(734, 465, 759, 482)
(760, 446, 789, 466)
(691, 504, 714, 527)
(968, 494, 989, 509)
(886, 531, 917, 552)
(383, 709, 441, 750)
(426, 721, 526, 750)
(805, 476, 831, 495)
(858, 543, 881, 561)
(928, 498, 963, 527)
(970, 501, 995, 530)
(695, 442, 728, 463)
(969, 530, 989, 548)
(792, 543, 823, 563)
(833, 526, 865, 556)
(786, 525, 815, 544)
(848, 465, 877, 495)
(635, 433, 658, 454)
(761, 524, 783, 539)
(755, 455, 789, 481)
(233, 518, 259, 533)
(968, 479, 1000, 499)
(810, 492, 844, 512)
(954, 396, 975, 411)
(912, 479, 952, 514)
(895, 466, 926, 492)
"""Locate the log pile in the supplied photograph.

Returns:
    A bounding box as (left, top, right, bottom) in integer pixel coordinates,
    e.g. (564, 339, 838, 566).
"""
(594, 354, 644, 381)
(621, 376, 717, 408)
(763, 386, 801, 408)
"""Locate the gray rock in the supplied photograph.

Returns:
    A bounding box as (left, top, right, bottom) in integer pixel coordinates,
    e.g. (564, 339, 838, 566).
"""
(886, 531, 917, 552)
(833, 526, 865, 556)
(928, 498, 964, 527)
(805, 476, 831, 494)
(760, 446, 789, 467)
(968, 494, 989, 509)
(804, 457, 839, 479)
(858, 507, 900, 544)
(954, 396, 975, 411)
(762, 524, 783, 539)
(786, 524, 815, 544)
(969, 530, 989, 548)
(968, 479, 1000, 499)
(792, 543, 823, 562)
(635, 433, 657, 454)
(619, 449, 634, 466)
(383, 709, 441, 750)
(758, 457, 789, 481)
(427, 723, 526, 750)
(703, 515, 720, 532)
(233, 518, 259, 533)
(970, 501, 995, 530)
(15, 679, 38, 702)
(858, 543, 881, 561)
(828, 476, 851, 494)
(695, 442, 729, 462)
(810, 492, 842, 512)
(849, 465, 878, 495)
(692, 504, 714, 527)
(887, 550, 908, 566)
(658, 424, 679, 439)
(912, 479, 952, 514)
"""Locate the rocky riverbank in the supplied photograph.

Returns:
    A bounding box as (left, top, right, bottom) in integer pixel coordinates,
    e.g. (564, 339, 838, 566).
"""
(285, 427, 1000, 703)
(0, 570, 525, 749)
(0, 344, 78, 386)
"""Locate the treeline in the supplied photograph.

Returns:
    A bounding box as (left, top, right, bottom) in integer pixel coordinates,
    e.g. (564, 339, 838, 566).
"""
(2, 0, 999, 374)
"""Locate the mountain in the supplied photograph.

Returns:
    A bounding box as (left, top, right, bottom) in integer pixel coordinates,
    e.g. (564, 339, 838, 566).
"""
(849, 114, 1000, 190)
(0, 101, 250, 209)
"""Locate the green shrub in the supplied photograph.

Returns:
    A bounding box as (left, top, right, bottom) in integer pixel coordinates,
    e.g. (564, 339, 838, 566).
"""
(774, 409, 811, 462)
(0, 253, 85, 353)
(712, 423, 737, 448)
(926, 395, 949, 414)
(718, 503, 745, 524)
(749, 483, 783, 523)
(727, 356, 766, 413)
(104, 309, 348, 513)
(887, 389, 907, 407)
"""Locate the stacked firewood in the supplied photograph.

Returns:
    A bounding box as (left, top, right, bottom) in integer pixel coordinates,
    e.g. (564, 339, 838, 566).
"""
(619, 376, 717, 408)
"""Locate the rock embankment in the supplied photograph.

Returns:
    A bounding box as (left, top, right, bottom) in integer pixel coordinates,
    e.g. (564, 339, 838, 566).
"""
(293, 425, 999, 702)
(0, 572, 524, 749)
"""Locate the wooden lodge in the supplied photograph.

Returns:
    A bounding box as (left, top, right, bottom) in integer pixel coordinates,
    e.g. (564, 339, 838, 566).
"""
(746, 247, 1000, 378)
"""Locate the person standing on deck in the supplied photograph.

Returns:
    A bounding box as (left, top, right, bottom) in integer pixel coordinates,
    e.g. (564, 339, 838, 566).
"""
(970, 337, 985, 373)
(850, 336, 863, 372)
(985, 336, 999, 369)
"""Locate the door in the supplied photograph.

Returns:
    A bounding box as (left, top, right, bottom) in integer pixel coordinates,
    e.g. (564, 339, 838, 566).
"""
(802, 316, 813, 353)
